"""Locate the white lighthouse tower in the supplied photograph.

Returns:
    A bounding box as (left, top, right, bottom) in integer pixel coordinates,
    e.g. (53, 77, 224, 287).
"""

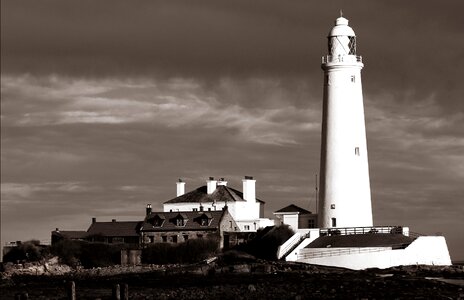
(318, 15, 373, 228)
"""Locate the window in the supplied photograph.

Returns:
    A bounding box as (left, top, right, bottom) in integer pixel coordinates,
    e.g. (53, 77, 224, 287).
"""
(112, 237, 124, 243)
(331, 204, 336, 209)
(176, 218, 185, 226)
(331, 218, 337, 227)
(244, 225, 250, 230)
(308, 219, 315, 228)
(153, 217, 163, 227)
(201, 218, 208, 226)
(197, 234, 203, 239)
(171, 235, 177, 243)
(162, 236, 167, 242)
(355, 147, 360, 156)
(183, 234, 189, 241)
(351, 75, 356, 83)
(229, 221, 233, 229)
(348, 36, 356, 54)
(208, 208, 211, 211)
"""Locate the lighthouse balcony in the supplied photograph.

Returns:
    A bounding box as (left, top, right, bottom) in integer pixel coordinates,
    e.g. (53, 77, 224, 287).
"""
(322, 55, 362, 64)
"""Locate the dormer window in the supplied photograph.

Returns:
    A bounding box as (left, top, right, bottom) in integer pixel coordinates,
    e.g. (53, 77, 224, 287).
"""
(174, 213, 188, 227)
(150, 214, 165, 227)
(196, 213, 212, 226)
(176, 218, 185, 226)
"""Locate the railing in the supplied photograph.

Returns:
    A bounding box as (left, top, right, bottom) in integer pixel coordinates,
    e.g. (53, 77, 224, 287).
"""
(277, 233, 301, 259)
(297, 246, 391, 260)
(322, 55, 362, 64)
(318, 226, 406, 237)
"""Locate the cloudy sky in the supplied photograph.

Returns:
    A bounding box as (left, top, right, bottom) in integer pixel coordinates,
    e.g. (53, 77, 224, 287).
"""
(1, 0, 463, 260)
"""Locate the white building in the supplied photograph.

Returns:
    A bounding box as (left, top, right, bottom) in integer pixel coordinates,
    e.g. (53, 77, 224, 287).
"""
(277, 15, 452, 270)
(318, 14, 372, 228)
(163, 176, 275, 232)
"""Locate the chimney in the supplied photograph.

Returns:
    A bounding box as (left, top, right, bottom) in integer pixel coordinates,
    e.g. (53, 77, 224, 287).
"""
(112, 219, 116, 222)
(92, 217, 96, 224)
(242, 176, 256, 202)
(217, 178, 228, 186)
(207, 177, 217, 194)
(176, 179, 186, 197)
(146, 204, 152, 216)
(55, 228, 59, 232)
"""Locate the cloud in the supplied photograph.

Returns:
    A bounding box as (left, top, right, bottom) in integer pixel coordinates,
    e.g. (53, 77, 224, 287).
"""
(2, 75, 320, 146)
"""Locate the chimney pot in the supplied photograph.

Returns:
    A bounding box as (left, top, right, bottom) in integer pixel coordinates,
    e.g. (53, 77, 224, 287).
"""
(146, 204, 152, 216)
(56, 228, 59, 232)
(92, 217, 96, 224)
(217, 178, 228, 186)
(112, 219, 116, 222)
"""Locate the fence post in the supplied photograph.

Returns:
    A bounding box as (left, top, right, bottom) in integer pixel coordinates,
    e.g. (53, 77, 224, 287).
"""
(112, 284, 121, 300)
(15, 293, 29, 300)
(121, 283, 129, 300)
(66, 281, 76, 300)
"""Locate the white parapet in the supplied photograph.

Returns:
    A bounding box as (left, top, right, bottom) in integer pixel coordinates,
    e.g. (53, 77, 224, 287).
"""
(296, 236, 452, 270)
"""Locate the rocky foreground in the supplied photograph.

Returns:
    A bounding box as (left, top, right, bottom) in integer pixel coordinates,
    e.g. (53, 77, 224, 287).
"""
(1, 258, 464, 299)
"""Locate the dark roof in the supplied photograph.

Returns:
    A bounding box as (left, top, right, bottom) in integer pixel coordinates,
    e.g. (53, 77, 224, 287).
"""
(87, 221, 141, 237)
(52, 230, 88, 239)
(140, 210, 226, 232)
(164, 185, 264, 204)
(306, 233, 415, 248)
(274, 204, 312, 214)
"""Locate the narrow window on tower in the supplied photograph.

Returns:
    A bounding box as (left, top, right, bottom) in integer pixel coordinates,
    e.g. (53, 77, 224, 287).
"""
(355, 147, 360, 156)
(331, 218, 337, 227)
(331, 204, 336, 209)
(351, 75, 356, 83)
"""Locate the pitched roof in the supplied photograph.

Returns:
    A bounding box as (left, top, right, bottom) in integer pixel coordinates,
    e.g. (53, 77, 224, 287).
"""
(274, 204, 312, 214)
(164, 185, 264, 204)
(140, 210, 226, 232)
(306, 233, 415, 248)
(87, 221, 142, 237)
(52, 230, 88, 239)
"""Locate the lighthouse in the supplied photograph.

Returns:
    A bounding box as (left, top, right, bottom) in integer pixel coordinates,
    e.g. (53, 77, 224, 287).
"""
(318, 15, 373, 228)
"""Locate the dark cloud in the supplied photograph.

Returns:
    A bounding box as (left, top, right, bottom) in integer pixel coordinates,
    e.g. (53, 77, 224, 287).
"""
(2, 1, 464, 111)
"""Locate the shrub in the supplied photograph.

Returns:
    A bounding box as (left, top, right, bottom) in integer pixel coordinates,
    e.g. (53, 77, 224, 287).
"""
(51, 239, 125, 268)
(50, 239, 82, 267)
(2, 240, 49, 263)
(235, 225, 295, 261)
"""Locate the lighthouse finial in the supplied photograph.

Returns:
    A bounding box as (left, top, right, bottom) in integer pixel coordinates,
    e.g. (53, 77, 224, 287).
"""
(340, 9, 343, 17)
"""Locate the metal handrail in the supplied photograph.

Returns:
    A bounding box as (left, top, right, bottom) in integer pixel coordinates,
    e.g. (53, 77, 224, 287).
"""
(317, 226, 406, 237)
(298, 246, 389, 260)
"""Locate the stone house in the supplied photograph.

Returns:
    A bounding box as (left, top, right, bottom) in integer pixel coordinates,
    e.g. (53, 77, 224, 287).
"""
(140, 206, 239, 248)
(51, 218, 141, 246)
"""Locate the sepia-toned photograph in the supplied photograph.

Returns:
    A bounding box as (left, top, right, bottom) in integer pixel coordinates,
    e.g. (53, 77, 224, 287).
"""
(1, 1, 463, 299)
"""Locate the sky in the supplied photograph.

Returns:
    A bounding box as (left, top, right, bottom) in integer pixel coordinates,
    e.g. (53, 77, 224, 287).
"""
(1, 0, 463, 261)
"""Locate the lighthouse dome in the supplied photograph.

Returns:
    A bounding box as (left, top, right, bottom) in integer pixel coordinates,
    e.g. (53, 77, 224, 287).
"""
(328, 17, 355, 37)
